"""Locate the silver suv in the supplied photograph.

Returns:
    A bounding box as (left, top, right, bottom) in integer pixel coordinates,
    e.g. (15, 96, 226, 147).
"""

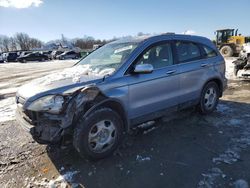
(16, 34, 227, 160)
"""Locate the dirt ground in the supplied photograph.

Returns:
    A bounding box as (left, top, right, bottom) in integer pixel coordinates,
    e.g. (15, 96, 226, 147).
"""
(0, 59, 250, 188)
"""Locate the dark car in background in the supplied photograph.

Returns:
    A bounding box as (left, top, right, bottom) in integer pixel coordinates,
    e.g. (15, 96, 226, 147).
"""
(17, 52, 49, 63)
(41, 51, 53, 60)
(51, 50, 64, 59)
(19, 51, 32, 57)
(56, 50, 81, 60)
(0, 53, 4, 63)
(3, 52, 19, 62)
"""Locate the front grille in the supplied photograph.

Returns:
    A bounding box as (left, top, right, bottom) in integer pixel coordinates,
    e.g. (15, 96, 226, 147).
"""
(24, 110, 38, 123)
(17, 104, 38, 125)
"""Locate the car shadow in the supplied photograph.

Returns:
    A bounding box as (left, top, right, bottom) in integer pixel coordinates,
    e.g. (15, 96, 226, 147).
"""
(46, 100, 250, 188)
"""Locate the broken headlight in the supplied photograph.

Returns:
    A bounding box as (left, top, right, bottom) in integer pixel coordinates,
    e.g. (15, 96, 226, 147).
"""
(27, 95, 64, 114)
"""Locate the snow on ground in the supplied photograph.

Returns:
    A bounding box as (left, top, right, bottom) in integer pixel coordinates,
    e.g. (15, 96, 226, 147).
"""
(0, 97, 16, 122)
(225, 57, 237, 80)
(24, 170, 80, 188)
(0, 60, 77, 123)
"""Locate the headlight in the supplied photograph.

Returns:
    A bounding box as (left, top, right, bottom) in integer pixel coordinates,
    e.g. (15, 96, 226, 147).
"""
(27, 95, 64, 114)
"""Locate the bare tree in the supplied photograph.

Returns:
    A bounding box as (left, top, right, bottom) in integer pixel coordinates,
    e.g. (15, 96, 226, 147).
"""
(1, 36, 10, 52)
(28, 38, 42, 49)
(14, 33, 42, 50)
(9, 37, 17, 51)
(15, 33, 30, 50)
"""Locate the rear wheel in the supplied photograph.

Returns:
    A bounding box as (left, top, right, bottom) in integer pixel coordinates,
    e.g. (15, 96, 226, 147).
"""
(73, 107, 123, 160)
(198, 82, 219, 114)
(220, 45, 233, 57)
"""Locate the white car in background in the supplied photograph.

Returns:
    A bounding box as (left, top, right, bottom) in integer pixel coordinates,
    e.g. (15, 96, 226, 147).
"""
(240, 43, 250, 60)
(234, 43, 250, 79)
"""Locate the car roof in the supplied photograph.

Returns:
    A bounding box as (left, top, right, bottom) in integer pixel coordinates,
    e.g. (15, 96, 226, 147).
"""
(111, 33, 215, 49)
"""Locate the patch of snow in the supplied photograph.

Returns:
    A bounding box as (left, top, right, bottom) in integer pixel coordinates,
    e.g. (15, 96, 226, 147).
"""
(0, 97, 16, 122)
(138, 121, 155, 129)
(136, 155, 151, 162)
(216, 103, 232, 114)
(0, 87, 18, 95)
(25, 171, 79, 188)
(229, 119, 242, 126)
(54, 171, 79, 182)
(225, 58, 237, 80)
(198, 168, 226, 188)
(234, 179, 249, 188)
(213, 149, 240, 164)
(143, 126, 158, 134)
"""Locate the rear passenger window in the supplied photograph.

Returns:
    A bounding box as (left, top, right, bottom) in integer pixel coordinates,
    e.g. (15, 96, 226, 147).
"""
(175, 42, 201, 63)
(202, 45, 217, 58)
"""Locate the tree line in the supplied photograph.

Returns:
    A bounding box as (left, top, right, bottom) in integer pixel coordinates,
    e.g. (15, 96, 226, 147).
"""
(0, 32, 149, 53)
(0, 33, 42, 52)
(0, 33, 110, 53)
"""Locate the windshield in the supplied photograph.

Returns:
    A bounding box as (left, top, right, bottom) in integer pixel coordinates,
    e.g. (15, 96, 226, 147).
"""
(77, 42, 138, 76)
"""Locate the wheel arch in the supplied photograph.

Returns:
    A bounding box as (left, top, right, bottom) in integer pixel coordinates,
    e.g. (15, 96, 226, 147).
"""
(83, 98, 129, 132)
(202, 78, 223, 97)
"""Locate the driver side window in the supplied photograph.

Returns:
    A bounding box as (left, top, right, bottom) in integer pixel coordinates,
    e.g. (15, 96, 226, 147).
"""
(136, 43, 173, 69)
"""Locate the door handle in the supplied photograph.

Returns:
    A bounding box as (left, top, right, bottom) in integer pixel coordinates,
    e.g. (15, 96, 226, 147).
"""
(201, 63, 208, 67)
(166, 70, 176, 74)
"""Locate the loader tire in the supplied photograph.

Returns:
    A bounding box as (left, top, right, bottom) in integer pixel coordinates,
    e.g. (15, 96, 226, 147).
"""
(220, 45, 233, 57)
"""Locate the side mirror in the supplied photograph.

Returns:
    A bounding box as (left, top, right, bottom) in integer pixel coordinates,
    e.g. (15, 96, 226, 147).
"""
(134, 64, 153, 74)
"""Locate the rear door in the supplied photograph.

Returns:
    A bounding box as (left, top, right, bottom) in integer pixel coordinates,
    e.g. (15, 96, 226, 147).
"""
(126, 41, 180, 119)
(174, 41, 212, 105)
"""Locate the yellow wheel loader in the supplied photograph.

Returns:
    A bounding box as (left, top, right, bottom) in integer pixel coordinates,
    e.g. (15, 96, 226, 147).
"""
(215, 29, 250, 57)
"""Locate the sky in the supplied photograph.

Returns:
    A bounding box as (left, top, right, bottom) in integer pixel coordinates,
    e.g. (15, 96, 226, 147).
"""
(0, 0, 250, 42)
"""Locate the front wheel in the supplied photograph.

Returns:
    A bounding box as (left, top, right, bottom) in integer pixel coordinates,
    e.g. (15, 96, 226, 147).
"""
(220, 45, 233, 57)
(73, 107, 123, 160)
(198, 82, 219, 114)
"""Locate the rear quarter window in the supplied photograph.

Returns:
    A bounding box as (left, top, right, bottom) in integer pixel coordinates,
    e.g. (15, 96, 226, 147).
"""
(201, 45, 218, 58)
(175, 41, 202, 63)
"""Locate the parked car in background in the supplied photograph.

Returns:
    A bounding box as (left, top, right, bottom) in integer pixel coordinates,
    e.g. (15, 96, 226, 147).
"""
(41, 51, 53, 60)
(16, 34, 227, 160)
(0, 53, 4, 63)
(233, 43, 250, 79)
(56, 50, 81, 60)
(3, 52, 19, 62)
(19, 51, 32, 57)
(51, 50, 64, 59)
(239, 43, 250, 60)
(17, 52, 49, 63)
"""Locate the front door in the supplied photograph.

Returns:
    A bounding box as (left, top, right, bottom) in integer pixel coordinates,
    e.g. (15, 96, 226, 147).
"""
(126, 42, 180, 119)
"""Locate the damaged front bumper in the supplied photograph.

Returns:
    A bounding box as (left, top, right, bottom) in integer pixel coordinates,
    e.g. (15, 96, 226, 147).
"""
(237, 69, 250, 79)
(16, 104, 65, 144)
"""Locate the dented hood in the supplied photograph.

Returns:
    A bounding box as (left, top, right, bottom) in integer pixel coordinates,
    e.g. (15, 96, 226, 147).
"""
(17, 65, 105, 100)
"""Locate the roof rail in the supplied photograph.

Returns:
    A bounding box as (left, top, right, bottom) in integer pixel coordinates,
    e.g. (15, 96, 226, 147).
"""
(161, 32, 175, 35)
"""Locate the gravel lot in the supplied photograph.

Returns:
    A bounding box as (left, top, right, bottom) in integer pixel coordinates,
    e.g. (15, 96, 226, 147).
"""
(0, 59, 250, 188)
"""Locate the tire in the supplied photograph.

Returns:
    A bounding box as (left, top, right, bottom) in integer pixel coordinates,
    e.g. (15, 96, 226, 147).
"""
(220, 45, 233, 57)
(198, 82, 219, 114)
(73, 107, 123, 160)
(22, 59, 27, 63)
